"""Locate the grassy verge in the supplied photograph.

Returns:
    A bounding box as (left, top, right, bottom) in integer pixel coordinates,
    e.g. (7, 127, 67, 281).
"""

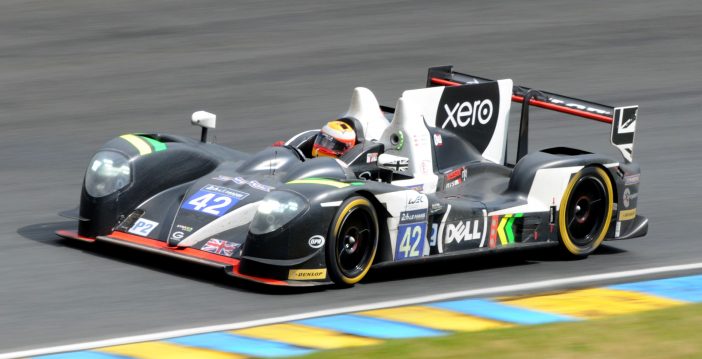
(298, 303, 702, 359)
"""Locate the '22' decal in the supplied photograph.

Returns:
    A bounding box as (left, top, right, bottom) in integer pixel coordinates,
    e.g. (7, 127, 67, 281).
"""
(395, 222, 426, 260)
(181, 187, 247, 217)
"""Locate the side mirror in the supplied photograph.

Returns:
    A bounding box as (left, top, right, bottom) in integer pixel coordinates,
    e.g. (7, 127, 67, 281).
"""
(378, 153, 409, 172)
(191, 111, 216, 142)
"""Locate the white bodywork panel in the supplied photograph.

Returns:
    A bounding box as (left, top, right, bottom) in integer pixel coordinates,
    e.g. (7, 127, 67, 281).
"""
(343, 87, 390, 142)
(375, 190, 429, 259)
(176, 201, 260, 247)
(489, 166, 584, 215)
(380, 97, 440, 193)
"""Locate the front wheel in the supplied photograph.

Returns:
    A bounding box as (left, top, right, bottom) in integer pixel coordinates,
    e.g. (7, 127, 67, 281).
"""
(326, 196, 379, 286)
(558, 166, 614, 257)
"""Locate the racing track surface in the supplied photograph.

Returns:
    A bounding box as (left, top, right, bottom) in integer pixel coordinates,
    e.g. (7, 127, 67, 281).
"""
(1, 0, 701, 352)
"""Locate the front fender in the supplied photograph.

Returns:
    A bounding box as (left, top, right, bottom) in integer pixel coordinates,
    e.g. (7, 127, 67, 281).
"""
(78, 135, 222, 237)
(238, 179, 374, 282)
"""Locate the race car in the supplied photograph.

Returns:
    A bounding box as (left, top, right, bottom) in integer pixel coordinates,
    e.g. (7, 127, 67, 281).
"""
(57, 65, 647, 287)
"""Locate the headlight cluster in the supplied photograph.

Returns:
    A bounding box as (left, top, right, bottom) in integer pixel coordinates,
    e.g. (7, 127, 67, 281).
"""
(250, 191, 307, 235)
(84, 151, 132, 197)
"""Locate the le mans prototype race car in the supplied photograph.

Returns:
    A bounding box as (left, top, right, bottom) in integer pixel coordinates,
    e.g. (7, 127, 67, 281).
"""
(57, 66, 647, 287)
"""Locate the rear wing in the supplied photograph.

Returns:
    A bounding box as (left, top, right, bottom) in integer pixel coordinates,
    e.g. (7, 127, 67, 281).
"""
(427, 65, 638, 162)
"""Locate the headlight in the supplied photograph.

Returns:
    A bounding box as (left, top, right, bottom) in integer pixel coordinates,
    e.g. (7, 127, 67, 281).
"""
(250, 191, 307, 235)
(84, 151, 132, 197)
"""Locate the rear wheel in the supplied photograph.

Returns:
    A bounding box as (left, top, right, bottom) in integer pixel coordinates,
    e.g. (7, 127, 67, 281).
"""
(326, 196, 379, 286)
(558, 166, 614, 257)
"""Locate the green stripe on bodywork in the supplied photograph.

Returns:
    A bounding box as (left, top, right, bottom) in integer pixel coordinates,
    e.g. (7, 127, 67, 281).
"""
(140, 136, 167, 152)
(287, 178, 363, 188)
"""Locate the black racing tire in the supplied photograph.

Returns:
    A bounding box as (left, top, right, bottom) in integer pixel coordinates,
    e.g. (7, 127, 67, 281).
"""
(326, 196, 379, 286)
(558, 166, 614, 258)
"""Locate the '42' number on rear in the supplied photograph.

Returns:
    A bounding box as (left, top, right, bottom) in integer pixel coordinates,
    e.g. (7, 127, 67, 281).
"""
(185, 193, 233, 216)
(395, 223, 426, 260)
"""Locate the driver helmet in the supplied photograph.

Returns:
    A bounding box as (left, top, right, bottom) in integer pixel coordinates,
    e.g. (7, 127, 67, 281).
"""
(312, 120, 356, 158)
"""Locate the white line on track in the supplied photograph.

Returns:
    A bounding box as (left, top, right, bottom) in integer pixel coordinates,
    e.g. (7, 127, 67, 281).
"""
(4, 262, 702, 359)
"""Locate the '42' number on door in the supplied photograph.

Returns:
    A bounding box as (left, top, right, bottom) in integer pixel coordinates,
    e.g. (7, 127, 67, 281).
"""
(395, 223, 426, 260)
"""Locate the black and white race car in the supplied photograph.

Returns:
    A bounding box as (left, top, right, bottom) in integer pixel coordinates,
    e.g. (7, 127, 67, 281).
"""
(57, 66, 647, 287)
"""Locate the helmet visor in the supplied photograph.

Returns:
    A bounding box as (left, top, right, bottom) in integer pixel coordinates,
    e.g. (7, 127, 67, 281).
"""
(313, 132, 352, 156)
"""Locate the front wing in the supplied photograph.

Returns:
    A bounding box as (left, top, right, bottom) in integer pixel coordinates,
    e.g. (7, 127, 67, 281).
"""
(55, 230, 330, 287)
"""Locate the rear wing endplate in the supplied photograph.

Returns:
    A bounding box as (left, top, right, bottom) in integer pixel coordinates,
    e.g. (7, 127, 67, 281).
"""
(427, 65, 638, 162)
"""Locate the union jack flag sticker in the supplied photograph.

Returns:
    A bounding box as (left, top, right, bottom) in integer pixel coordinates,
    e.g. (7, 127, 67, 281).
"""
(201, 238, 239, 257)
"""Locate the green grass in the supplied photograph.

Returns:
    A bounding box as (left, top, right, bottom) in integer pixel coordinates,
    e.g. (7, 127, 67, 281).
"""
(297, 303, 702, 359)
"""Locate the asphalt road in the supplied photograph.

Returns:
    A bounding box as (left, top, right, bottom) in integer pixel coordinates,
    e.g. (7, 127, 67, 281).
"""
(1, 0, 701, 352)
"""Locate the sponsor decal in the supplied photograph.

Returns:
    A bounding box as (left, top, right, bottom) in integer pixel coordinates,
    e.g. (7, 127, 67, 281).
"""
(444, 220, 482, 244)
(200, 184, 248, 198)
(619, 208, 637, 221)
(444, 178, 462, 189)
(181, 185, 249, 217)
(442, 99, 494, 128)
(622, 187, 638, 208)
(615, 221, 621, 237)
(232, 177, 248, 185)
(407, 195, 424, 205)
(248, 180, 274, 192)
(201, 238, 239, 256)
(403, 184, 424, 192)
(308, 235, 325, 249)
(405, 193, 428, 211)
(128, 218, 158, 237)
(175, 224, 193, 233)
(213, 175, 274, 192)
(430, 202, 444, 213)
(489, 215, 499, 249)
(611, 106, 638, 162)
(445, 167, 468, 183)
(436, 82, 500, 153)
(549, 98, 611, 116)
(366, 152, 379, 163)
(400, 209, 427, 224)
(433, 133, 443, 147)
(212, 174, 238, 182)
(170, 231, 184, 240)
(624, 174, 640, 186)
(446, 168, 462, 181)
(497, 213, 523, 245)
(288, 268, 327, 280)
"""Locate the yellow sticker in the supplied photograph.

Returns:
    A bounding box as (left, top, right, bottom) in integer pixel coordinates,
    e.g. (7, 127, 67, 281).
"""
(288, 268, 327, 280)
(619, 208, 637, 221)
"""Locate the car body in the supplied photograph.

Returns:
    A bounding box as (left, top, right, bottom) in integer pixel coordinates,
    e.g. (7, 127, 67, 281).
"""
(57, 66, 647, 287)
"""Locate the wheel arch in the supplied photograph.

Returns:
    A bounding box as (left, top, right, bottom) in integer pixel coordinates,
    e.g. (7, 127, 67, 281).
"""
(352, 189, 392, 264)
(557, 164, 615, 257)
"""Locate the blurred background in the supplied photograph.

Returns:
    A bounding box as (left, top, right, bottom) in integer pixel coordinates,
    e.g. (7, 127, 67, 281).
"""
(0, 0, 700, 353)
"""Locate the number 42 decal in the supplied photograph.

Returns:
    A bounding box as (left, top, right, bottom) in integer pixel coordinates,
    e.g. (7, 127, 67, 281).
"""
(395, 223, 426, 260)
(186, 193, 233, 215)
(181, 190, 240, 217)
